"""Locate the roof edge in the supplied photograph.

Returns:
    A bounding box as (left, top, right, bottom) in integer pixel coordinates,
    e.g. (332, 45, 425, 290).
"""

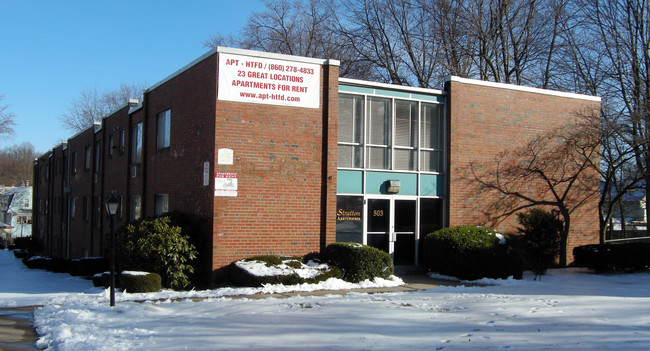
(445, 76, 601, 102)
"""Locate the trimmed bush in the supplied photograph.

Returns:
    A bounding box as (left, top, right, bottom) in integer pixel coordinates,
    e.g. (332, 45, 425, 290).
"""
(573, 243, 650, 272)
(516, 209, 562, 276)
(229, 255, 342, 286)
(92, 272, 111, 288)
(119, 272, 162, 293)
(13, 249, 30, 258)
(22, 256, 51, 269)
(69, 257, 108, 276)
(322, 242, 394, 283)
(116, 215, 197, 289)
(422, 226, 523, 280)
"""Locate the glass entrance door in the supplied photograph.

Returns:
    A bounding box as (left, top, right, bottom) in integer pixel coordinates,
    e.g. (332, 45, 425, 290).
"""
(366, 197, 417, 265)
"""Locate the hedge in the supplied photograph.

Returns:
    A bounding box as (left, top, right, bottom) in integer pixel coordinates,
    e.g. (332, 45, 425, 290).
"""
(119, 272, 162, 293)
(228, 255, 342, 286)
(422, 226, 523, 280)
(573, 243, 650, 272)
(322, 242, 394, 283)
(69, 257, 108, 276)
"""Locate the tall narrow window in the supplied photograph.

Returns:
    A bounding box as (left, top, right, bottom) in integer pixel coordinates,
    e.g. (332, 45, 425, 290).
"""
(421, 103, 443, 172)
(131, 123, 143, 164)
(94, 141, 101, 183)
(337, 94, 364, 168)
(120, 129, 126, 153)
(154, 194, 169, 215)
(84, 146, 91, 171)
(367, 97, 391, 169)
(130, 194, 142, 220)
(157, 109, 171, 149)
(108, 135, 115, 157)
(71, 152, 77, 174)
(394, 100, 418, 171)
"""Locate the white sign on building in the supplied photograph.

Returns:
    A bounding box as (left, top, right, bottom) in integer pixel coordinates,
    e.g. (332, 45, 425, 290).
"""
(214, 172, 238, 197)
(217, 52, 321, 109)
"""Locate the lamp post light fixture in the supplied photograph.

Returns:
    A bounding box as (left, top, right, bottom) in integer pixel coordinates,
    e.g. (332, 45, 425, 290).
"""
(105, 192, 119, 307)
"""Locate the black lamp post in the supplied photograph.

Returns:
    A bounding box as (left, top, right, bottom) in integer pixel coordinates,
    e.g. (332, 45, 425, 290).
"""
(105, 193, 119, 307)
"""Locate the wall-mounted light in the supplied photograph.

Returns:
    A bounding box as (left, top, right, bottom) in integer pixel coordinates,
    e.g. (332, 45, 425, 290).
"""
(386, 180, 401, 194)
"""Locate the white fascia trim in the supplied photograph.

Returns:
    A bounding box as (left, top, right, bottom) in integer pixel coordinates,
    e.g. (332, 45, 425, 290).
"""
(338, 77, 444, 95)
(217, 46, 340, 66)
(446, 76, 601, 102)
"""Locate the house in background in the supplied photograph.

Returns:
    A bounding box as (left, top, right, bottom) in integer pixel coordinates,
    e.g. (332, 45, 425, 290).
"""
(0, 186, 33, 244)
(603, 183, 647, 241)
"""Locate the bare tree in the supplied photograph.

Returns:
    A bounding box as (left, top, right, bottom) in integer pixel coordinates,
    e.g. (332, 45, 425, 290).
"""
(0, 142, 38, 186)
(0, 94, 16, 141)
(204, 0, 373, 79)
(469, 115, 600, 266)
(561, 0, 650, 233)
(59, 82, 146, 133)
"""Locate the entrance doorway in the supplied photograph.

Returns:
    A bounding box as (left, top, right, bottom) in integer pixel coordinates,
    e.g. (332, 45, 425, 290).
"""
(366, 197, 417, 265)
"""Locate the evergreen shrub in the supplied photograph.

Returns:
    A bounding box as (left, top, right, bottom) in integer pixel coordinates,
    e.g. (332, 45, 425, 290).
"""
(69, 257, 108, 276)
(422, 226, 523, 280)
(322, 242, 394, 283)
(573, 243, 650, 272)
(116, 215, 197, 289)
(22, 256, 51, 269)
(92, 272, 111, 288)
(516, 209, 562, 276)
(119, 272, 162, 293)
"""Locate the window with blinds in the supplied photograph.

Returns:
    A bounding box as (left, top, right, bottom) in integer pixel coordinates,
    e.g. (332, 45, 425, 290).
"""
(421, 103, 443, 172)
(336, 92, 443, 173)
(367, 97, 391, 169)
(337, 94, 364, 168)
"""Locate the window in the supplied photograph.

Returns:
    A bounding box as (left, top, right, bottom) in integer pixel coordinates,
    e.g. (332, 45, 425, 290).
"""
(120, 129, 126, 153)
(154, 194, 169, 216)
(23, 197, 30, 209)
(17, 216, 32, 225)
(337, 94, 364, 168)
(394, 100, 418, 171)
(108, 135, 114, 157)
(367, 97, 391, 169)
(71, 197, 77, 219)
(157, 109, 171, 149)
(130, 194, 142, 221)
(337, 93, 445, 173)
(71, 152, 77, 174)
(131, 123, 143, 163)
(420, 103, 443, 172)
(84, 146, 91, 171)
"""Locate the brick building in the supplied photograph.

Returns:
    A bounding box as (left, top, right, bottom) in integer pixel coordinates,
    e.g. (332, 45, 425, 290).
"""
(33, 47, 601, 284)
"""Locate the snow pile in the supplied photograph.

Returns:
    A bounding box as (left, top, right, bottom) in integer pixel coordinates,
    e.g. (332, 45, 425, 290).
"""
(235, 259, 331, 279)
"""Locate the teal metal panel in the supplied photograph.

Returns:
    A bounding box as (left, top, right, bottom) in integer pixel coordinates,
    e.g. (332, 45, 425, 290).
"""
(337, 170, 363, 194)
(339, 85, 374, 95)
(374, 88, 411, 99)
(411, 93, 445, 103)
(366, 171, 417, 195)
(420, 174, 445, 196)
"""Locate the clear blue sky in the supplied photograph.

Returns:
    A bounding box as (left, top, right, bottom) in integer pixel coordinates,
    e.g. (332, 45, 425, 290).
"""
(0, 0, 264, 154)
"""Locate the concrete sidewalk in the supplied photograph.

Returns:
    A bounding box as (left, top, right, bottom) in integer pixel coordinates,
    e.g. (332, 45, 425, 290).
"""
(0, 274, 451, 350)
(0, 306, 38, 351)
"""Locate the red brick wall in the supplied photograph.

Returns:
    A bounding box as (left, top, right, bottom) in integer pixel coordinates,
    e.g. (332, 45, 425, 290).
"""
(211, 55, 339, 271)
(446, 78, 601, 264)
(67, 128, 96, 258)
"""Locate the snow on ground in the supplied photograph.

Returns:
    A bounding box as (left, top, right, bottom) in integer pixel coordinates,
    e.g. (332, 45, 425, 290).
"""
(2, 250, 650, 350)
